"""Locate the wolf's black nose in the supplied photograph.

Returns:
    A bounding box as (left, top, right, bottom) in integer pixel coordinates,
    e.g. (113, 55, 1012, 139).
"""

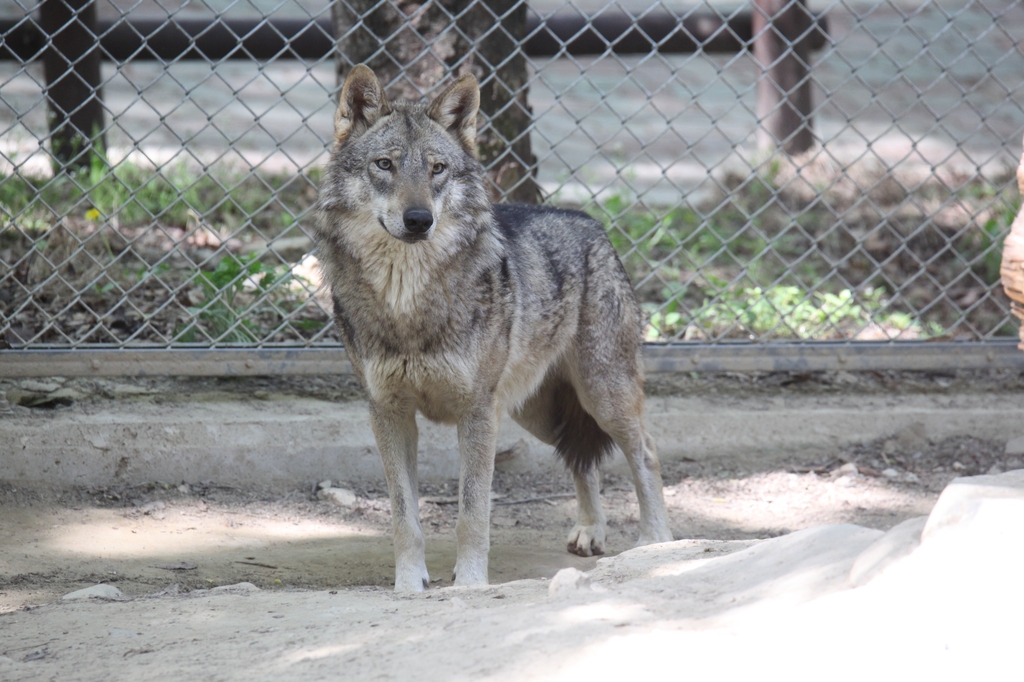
(403, 208, 433, 234)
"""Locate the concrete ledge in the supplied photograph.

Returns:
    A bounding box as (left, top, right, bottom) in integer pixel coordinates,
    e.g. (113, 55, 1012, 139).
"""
(3, 392, 1023, 486)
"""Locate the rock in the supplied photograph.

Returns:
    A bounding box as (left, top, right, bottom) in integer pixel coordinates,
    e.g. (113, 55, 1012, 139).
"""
(834, 475, 857, 488)
(62, 584, 123, 601)
(837, 462, 858, 475)
(317, 480, 332, 491)
(881, 468, 900, 479)
(176, 484, 190, 495)
(495, 439, 528, 472)
(952, 461, 966, 471)
(922, 469, 1024, 541)
(548, 567, 592, 597)
(317, 487, 359, 508)
(20, 380, 62, 393)
(153, 562, 197, 571)
(601, 525, 883, 622)
(108, 628, 140, 639)
(210, 582, 260, 594)
(901, 472, 921, 484)
(1005, 436, 1024, 456)
(893, 423, 928, 454)
(849, 516, 927, 587)
(140, 500, 166, 515)
(987, 464, 1004, 476)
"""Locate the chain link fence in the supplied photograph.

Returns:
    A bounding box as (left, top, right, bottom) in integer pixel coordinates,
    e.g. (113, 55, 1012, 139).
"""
(0, 0, 1021, 362)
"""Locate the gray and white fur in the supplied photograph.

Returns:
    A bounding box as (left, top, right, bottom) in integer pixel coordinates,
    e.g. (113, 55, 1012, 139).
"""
(314, 64, 673, 592)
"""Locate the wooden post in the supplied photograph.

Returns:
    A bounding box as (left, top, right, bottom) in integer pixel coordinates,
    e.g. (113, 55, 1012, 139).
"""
(40, 0, 106, 171)
(752, 0, 814, 155)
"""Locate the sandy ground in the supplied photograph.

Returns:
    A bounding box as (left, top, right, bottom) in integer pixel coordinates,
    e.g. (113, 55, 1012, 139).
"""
(0, 425, 1020, 679)
(3, 431, 1012, 611)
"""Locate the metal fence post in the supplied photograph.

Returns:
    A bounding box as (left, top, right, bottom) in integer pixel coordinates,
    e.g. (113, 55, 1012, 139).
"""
(40, 0, 106, 171)
(752, 0, 814, 154)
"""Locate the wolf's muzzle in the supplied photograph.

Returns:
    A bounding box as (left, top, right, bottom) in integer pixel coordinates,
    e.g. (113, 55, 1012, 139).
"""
(403, 208, 434, 237)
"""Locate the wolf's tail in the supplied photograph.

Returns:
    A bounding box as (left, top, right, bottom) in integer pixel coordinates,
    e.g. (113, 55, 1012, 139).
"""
(550, 381, 616, 475)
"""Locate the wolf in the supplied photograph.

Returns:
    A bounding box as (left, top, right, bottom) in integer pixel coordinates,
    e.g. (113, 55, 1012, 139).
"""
(313, 64, 673, 592)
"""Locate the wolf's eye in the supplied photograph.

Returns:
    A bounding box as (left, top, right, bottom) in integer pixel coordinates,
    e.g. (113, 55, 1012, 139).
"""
(375, 159, 392, 171)
(432, 162, 446, 175)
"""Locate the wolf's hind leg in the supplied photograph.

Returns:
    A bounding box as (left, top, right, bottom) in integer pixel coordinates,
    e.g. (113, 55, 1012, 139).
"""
(511, 377, 609, 556)
(615, 422, 674, 547)
(567, 464, 607, 556)
(569, 363, 673, 547)
(369, 403, 430, 592)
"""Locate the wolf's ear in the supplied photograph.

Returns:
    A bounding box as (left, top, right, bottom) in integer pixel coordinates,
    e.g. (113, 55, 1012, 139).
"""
(335, 65, 391, 146)
(427, 74, 480, 155)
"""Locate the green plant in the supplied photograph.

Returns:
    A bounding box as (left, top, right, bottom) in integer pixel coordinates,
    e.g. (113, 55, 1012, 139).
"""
(175, 254, 291, 343)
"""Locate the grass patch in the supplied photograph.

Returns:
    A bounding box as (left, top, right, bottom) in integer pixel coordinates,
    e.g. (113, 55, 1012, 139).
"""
(0, 158, 320, 238)
(1, 159, 1018, 345)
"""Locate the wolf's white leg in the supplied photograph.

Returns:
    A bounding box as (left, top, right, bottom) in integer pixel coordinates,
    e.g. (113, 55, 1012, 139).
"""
(452, 401, 499, 587)
(567, 465, 607, 556)
(617, 425, 673, 546)
(369, 403, 430, 592)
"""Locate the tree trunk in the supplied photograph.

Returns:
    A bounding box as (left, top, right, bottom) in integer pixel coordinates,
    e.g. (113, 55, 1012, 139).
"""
(331, 0, 540, 203)
(752, 0, 814, 155)
(41, 0, 107, 172)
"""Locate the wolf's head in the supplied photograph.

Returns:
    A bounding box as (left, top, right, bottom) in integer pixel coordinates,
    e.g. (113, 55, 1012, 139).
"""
(318, 65, 490, 249)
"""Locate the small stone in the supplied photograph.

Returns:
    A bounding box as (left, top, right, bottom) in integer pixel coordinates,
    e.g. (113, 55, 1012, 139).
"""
(881, 468, 900, 479)
(210, 582, 260, 594)
(834, 475, 857, 488)
(894, 424, 928, 453)
(317, 480, 332, 491)
(495, 439, 527, 465)
(153, 562, 197, 571)
(140, 500, 166, 515)
(987, 464, 1004, 476)
(952, 461, 966, 471)
(902, 472, 921, 484)
(176, 484, 190, 495)
(1005, 436, 1024, 457)
(548, 567, 592, 597)
(837, 462, 858, 475)
(108, 628, 139, 639)
(62, 584, 123, 601)
(20, 379, 61, 393)
(317, 487, 359, 508)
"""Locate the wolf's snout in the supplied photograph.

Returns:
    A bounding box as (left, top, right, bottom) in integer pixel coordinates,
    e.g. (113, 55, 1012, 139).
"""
(403, 208, 434, 234)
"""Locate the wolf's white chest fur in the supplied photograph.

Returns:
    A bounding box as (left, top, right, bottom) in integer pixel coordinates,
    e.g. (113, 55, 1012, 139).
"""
(367, 249, 433, 314)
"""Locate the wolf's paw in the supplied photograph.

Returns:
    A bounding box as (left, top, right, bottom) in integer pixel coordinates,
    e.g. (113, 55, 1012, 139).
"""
(394, 565, 430, 592)
(452, 553, 489, 587)
(635, 525, 674, 548)
(567, 524, 606, 557)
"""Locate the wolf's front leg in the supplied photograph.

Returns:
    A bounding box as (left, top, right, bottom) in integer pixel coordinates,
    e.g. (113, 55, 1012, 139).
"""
(453, 401, 499, 586)
(369, 403, 429, 592)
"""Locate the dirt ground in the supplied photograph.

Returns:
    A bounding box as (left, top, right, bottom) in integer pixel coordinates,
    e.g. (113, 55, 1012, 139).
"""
(1, 430, 1012, 613)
